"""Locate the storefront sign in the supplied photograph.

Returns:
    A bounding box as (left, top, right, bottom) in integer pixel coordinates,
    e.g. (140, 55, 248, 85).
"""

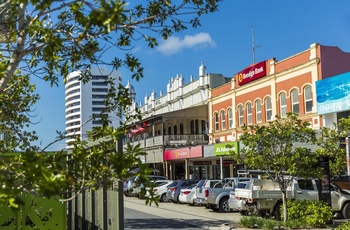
(214, 142, 239, 156)
(193, 161, 212, 165)
(316, 72, 350, 114)
(216, 160, 236, 164)
(237, 61, 266, 86)
(164, 146, 203, 160)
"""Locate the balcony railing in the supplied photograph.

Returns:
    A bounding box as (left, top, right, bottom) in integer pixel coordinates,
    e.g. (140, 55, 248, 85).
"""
(122, 134, 209, 149)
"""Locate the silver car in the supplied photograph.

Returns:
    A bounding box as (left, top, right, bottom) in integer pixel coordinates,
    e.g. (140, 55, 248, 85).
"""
(166, 179, 199, 203)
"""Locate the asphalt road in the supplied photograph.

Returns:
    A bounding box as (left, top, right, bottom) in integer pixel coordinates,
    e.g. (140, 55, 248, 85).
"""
(124, 196, 241, 229)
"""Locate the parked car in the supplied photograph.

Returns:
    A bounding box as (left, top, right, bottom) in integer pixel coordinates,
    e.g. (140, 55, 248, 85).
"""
(166, 179, 199, 203)
(204, 177, 251, 212)
(228, 181, 250, 211)
(145, 180, 173, 202)
(132, 175, 168, 198)
(195, 179, 221, 206)
(178, 183, 197, 205)
(123, 176, 136, 197)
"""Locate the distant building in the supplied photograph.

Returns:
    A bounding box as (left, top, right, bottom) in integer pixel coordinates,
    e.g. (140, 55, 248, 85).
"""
(65, 67, 122, 149)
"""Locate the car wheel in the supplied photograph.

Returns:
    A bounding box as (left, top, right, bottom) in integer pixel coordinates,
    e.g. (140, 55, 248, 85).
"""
(160, 193, 169, 202)
(219, 197, 231, 213)
(273, 202, 282, 221)
(342, 203, 350, 219)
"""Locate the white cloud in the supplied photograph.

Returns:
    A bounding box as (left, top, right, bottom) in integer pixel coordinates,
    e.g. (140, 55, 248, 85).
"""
(157, 32, 216, 55)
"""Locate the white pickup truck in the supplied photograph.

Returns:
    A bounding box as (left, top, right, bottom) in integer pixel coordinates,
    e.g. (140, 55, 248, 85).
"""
(235, 178, 350, 219)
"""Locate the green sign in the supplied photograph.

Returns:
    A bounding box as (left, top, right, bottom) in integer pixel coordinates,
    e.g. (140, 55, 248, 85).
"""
(214, 142, 239, 156)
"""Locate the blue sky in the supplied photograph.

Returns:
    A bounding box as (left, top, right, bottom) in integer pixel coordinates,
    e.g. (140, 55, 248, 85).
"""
(30, 1, 350, 151)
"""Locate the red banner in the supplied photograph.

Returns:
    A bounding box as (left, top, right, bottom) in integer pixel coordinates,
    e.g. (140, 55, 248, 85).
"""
(164, 146, 203, 160)
(237, 61, 266, 85)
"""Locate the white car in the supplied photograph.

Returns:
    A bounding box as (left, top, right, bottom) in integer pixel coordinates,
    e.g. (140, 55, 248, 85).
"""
(228, 181, 250, 211)
(178, 184, 197, 205)
(145, 180, 173, 202)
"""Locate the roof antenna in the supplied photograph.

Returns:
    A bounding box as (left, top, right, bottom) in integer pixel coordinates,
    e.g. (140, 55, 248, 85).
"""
(251, 26, 261, 63)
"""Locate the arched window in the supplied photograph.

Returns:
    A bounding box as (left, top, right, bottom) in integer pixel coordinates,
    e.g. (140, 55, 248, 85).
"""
(180, 123, 184, 134)
(291, 89, 299, 114)
(238, 105, 244, 127)
(304, 85, 313, 113)
(255, 99, 262, 123)
(221, 110, 226, 130)
(265, 97, 272, 121)
(228, 108, 233, 129)
(214, 112, 219, 131)
(279, 92, 287, 117)
(246, 102, 252, 125)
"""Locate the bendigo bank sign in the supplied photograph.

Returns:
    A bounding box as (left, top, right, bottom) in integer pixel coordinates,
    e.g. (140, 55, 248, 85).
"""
(237, 61, 266, 86)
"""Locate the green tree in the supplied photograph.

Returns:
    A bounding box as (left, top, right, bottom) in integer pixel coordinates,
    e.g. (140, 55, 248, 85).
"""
(316, 117, 350, 176)
(238, 113, 322, 222)
(0, 0, 222, 207)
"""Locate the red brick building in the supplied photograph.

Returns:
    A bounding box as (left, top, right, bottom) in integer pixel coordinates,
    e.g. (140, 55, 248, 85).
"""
(208, 43, 350, 144)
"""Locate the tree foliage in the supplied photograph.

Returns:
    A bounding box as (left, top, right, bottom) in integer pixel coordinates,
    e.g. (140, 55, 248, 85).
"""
(316, 117, 350, 176)
(238, 113, 322, 221)
(0, 0, 222, 207)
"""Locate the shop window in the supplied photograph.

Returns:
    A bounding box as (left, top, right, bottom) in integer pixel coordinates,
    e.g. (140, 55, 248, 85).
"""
(265, 97, 272, 121)
(228, 108, 233, 129)
(238, 105, 244, 127)
(255, 99, 262, 123)
(304, 85, 313, 113)
(221, 110, 226, 130)
(279, 93, 287, 117)
(246, 102, 252, 125)
(291, 89, 300, 114)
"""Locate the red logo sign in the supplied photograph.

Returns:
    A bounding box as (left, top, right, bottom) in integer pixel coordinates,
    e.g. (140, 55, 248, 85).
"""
(237, 61, 266, 85)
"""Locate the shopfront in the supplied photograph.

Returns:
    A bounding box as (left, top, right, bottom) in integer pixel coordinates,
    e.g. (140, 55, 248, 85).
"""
(213, 142, 239, 179)
(164, 146, 203, 180)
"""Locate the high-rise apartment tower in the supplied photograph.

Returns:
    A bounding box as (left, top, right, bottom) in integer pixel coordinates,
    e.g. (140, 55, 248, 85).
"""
(65, 67, 122, 149)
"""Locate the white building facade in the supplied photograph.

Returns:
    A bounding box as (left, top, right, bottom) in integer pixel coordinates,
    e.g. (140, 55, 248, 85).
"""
(65, 68, 122, 149)
(124, 62, 231, 180)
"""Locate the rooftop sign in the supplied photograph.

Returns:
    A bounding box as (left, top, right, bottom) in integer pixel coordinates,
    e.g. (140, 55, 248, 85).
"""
(237, 61, 267, 86)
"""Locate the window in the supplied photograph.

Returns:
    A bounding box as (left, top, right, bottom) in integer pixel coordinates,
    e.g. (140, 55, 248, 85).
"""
(201, 120, 206, 134)
(190, 120, 194, 134)
(221, 110, 226, 130)
(279, 93, 287, 117)
(168, 127, 171, 134)
(255, 100, 262, 123)
(174, 125, 177, 134)
(304, 85, 313, 113)
(180, 123, 184, 134)
(291, 89, 299, 114)
(265, 97, 272, 121)
(238, 105, 244, 127)
(228, 108, 233, 129)
(246, 103, 252, 125)
(214, 112, 219, 131)
(195, 119, 199, 134)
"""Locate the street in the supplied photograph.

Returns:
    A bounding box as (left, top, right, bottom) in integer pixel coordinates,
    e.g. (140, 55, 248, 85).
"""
(124, 196, 241, 229)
